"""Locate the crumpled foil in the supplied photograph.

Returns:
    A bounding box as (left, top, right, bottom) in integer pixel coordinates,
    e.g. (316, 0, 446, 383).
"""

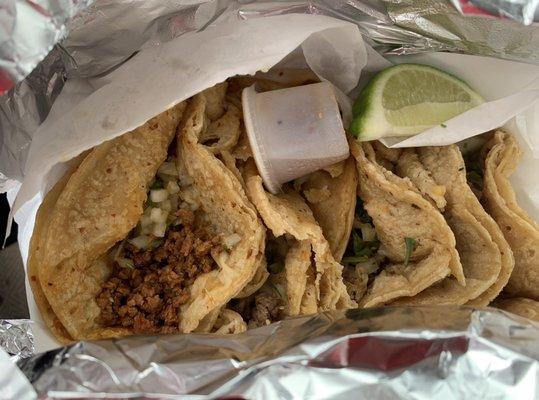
(0, 319, 34, 362)
(12, 307, 539, 399)
(3, 0, 539, 189)
(2, 1, 539, 397)
(450, 0, 539, 24)
(0, 0, 93, 94)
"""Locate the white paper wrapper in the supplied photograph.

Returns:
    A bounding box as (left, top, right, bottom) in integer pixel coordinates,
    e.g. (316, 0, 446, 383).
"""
(10, 12, 539, 352)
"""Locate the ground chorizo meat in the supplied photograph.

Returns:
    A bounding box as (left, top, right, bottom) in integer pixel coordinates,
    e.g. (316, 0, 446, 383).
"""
(96, 209, 222, 334)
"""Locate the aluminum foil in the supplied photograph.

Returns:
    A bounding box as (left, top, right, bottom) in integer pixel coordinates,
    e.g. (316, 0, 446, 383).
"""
(450, 0, 539, 24)
(0, 319, 34, 362)
(3, 0, 539, 189)
(12, 307, 539, 399)
(1, 1, 539, 397)
(0, 0, 536, 97)
(0, 0, 93, 94)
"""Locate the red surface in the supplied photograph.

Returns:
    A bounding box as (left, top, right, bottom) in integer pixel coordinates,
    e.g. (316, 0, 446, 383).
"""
(0, 69, 14, 95)
(310, 336, 469, 371)
(456, 1, 500, 18)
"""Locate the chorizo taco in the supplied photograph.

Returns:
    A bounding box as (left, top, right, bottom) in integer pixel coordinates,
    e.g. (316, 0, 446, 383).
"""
(29, 84, 266, 341)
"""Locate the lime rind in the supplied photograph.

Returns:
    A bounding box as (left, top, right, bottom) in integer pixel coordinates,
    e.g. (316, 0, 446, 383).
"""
(350, 63, 484, 141)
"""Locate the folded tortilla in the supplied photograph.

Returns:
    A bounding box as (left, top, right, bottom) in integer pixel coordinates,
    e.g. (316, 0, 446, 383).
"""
(30, 86, 266, 340)
(349, 141, 463, 307)
(492, 297, 539, 322)
(298, 158, 357, 262)
(212, 309, 248, 334)
(33, 104, 187, 340)
(391, 145, 513, 306)
(482, 131, 539, 300)
(176, 94, 266, 333)
(244, 160, 355, 316)
(28, 160, 81, 344)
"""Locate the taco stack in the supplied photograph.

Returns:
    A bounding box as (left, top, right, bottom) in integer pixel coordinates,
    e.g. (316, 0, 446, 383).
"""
(29, 75, 539, 342)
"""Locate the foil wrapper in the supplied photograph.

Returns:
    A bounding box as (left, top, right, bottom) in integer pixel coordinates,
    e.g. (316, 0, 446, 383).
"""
(0, 319, 34, 361)
(450, 0, 539, 24)
(2, 1, 539, 397)
(12, 307, 539, 398)
(2, 0, 539, 189)
(0, 0, 93, 94)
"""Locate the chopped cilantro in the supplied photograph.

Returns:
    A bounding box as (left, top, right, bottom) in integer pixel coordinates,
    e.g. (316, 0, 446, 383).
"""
(343, 229, 380, 265)
(149, 239, 163, 250)
(463, 151, 484, 192)
(270, 282, 285, 300)
(404, 237, 417, 267)
(352, 231, 363, 254)
(356, 198, 372, 224)
(342, 200, 381, 266)
(440, 123, 447, 128)
(342, 255, 370, 264)
(467, 170, 483, 188)
(117, 258, 134, 269)
(144, 199, 156, 209)
(150, 179, 164, 190)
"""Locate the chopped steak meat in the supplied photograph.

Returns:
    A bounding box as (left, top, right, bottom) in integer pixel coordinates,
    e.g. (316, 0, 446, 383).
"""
(96, 210, 222, 334)
(231, 287, 282, 328)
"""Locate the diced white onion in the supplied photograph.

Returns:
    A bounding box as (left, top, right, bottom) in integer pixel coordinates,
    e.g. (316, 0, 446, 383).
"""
(150, 189, 168, 203)
(153, 221, 167, 237)
(224, 233, 241, 249)
(166, 180, 180, 194)
(359, 223, 376, 242)
(113, 241, 125, 261)
(129, 235, 151, 249)
(140, 214, 152, 229)
(150, 207, 168, 224)
(157, 162, 178, 178)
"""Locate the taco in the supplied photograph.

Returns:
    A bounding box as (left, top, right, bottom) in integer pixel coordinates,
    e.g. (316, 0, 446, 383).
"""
(238, 160, 355, 322)
(29, 84, 266, 341)
(343, 140, 464, 307)
(389, 144, 513, 306)
(207, 73, 356, 326)
(481, 131, 539, 300)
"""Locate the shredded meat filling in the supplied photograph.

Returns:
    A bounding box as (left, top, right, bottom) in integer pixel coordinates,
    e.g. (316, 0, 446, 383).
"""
(231, 287, 282, 328)
(96, 209, 221, 334)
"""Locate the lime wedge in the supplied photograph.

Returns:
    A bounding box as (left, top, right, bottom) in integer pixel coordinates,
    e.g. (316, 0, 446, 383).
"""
(350, 64, 484, 140)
